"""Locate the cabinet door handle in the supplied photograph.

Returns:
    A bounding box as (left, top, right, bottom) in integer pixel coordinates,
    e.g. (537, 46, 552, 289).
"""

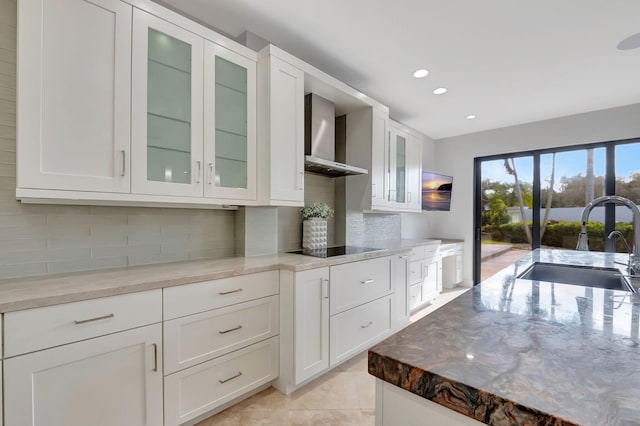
(219, 325, 242, 334)
(360, 321, 373, 329)
(195, 161, 202, 183)
(208, 162, 214, 185)
(407, 191, 411, 203)
(424, 266, 429, 277)
(322, 278, 329, 299)
(120, 150, 126, 177)
(372, 183, 376, 198)
(219, 288, 243, 295)
(361, 279, 374, 284)
(219, 371, 243, 384)
(298, 171, 304, 190)
(152, 343, 158, 372)
(74, 313, 114, 325)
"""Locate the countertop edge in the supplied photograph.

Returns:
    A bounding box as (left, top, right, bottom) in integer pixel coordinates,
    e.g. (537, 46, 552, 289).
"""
(367, 351, 580, 426)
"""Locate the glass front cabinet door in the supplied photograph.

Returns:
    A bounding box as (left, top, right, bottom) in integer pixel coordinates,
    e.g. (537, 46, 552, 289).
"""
(131, 9, 256, 202)
(132, 10, 204, 197)
(204, 42, 257, 201)
(388, 124, 408, 208)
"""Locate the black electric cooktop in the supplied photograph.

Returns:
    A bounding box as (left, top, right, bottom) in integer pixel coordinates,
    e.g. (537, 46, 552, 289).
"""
(288, 246, 384, 258)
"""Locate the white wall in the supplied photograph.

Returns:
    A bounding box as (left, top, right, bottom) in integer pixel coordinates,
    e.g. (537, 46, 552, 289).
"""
(433, 103, 640, 284)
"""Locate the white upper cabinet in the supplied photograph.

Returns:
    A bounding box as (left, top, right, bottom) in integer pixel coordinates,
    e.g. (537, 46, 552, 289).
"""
(17, 0, 132, 193)
(257, 47, 305, 206)
(386, 120, 422, 212)
(344, 107, 390, 212)
(17, 0, 258, 207)
(371, 108, 390, 209)
(204, 42, 257, 201)
(131, 9, 204, 198)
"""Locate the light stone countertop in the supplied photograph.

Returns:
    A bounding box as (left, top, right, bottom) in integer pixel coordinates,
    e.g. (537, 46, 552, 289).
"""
(369, 249, 640, 426)
(0, 241, 442, 313)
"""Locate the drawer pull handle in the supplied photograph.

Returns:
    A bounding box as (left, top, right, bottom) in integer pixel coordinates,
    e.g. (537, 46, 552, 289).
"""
(219, 371, 243, 384)
(219, 288, 243, 295)
(399, 255, 409, 259)
(152, 343, 158, 372)
(361, 279, 374, 284)
(361, 321, 374, 329)
(74, 313, 114, 325)
(322, 278, 329, 299)
(219, 325, 242, 334)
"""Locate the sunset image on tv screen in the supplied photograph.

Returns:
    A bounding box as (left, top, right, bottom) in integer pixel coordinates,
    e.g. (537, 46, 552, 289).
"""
(422, 172, 453, 211)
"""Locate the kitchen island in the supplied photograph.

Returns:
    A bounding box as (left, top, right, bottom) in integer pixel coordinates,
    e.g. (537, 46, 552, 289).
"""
(368, 249, 640, 426)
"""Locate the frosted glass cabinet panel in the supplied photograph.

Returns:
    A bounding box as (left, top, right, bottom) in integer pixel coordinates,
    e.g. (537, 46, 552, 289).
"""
(132, 9, 204, 197)
(395, 134, 407, 204)
(204, 42, 257, 201)
(389, 124, 409, 207)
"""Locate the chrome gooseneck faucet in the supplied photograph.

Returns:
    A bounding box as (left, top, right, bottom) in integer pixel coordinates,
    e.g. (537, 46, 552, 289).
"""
(576, 195, 640, 274)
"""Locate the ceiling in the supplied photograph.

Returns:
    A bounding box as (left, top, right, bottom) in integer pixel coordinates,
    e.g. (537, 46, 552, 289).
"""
(159, 0, 640, 140)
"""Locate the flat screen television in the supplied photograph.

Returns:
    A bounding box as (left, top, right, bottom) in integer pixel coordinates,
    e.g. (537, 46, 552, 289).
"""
(422, 172, 453, 211)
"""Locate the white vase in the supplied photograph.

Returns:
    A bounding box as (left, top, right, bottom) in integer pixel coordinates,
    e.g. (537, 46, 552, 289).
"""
(302, 218, 328, 249)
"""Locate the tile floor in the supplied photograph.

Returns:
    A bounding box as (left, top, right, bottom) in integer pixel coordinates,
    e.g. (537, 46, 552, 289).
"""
(195, 286, 470, 426)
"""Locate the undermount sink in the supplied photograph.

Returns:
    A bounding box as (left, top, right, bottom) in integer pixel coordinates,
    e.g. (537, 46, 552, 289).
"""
(517, 262, 635, 292)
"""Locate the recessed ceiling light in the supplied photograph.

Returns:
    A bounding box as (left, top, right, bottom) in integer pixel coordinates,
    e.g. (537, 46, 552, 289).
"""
(413, 69, 429, 78)
(466, 114, 477, 120)
(433, 87, 447, 95)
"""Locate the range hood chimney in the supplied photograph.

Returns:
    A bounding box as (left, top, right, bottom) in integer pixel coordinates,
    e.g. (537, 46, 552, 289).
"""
(304, 94, 367, 177)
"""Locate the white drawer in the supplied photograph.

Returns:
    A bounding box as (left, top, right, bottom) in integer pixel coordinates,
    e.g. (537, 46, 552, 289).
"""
(4, 290, 162, 358)
(164, 337, 279, 426)
(330, 257, 392, 315)
(163, 270, 279, 320)
(164, 295, 279, 374)
(409, 259, 423, 285)
(330, 295, 392, 366)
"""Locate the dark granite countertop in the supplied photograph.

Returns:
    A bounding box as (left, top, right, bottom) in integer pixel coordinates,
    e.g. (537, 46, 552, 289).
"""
(369, 249, 640, 426)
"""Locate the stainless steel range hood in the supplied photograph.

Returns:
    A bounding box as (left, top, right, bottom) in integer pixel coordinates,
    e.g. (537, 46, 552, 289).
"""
(305, 94, 368, 177)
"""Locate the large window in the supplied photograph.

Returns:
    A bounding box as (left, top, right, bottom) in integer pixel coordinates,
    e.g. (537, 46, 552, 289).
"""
(474, 138, 640, 283)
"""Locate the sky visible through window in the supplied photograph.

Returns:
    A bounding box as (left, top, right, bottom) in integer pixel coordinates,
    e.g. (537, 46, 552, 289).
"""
(481, 143, 640, 188)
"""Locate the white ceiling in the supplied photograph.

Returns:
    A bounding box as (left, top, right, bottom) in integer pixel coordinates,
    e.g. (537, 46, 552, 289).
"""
(160, 0, 640, 140)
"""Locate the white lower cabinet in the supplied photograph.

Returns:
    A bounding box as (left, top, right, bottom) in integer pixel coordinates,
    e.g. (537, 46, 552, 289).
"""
(391, 254, 410, 328)
(291, 268, 331, 385)
(409, 244, 443, 312)
(162, 272, 280, 425)
(164, 337, 279, 426)
(4, 323, 163, 426)
(277, 256, 401, 394)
